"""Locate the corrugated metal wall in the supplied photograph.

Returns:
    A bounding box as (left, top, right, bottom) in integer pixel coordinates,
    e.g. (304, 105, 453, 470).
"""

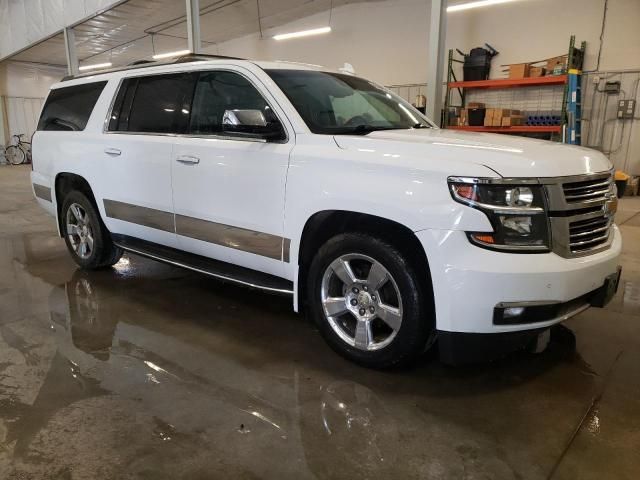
(0, 0, 122, 61)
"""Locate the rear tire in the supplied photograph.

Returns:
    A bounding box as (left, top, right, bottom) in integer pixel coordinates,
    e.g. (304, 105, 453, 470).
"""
(306, 232, 434, 368)
(5, 145, 25, 165)
(61, 191, 123, 269)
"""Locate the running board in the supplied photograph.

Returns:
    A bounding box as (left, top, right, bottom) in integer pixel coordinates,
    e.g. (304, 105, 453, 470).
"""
(112, 235, 294, 295)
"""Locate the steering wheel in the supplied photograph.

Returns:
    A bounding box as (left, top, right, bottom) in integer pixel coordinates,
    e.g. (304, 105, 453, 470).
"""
(343, 115, 368, 127)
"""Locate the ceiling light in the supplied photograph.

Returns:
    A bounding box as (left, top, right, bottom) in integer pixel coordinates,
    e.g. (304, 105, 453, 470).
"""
(447, 0, 520, 12)
(78, 62, 112, 71)
(152, 49, 191, 60)
(273, 26, 331, 41)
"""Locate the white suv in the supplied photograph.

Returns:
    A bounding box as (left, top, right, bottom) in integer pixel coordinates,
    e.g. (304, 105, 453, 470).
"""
(31, 54, 621, 367)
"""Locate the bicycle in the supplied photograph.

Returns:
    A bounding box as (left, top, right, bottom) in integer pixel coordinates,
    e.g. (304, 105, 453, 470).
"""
(4, 134, 32, 165)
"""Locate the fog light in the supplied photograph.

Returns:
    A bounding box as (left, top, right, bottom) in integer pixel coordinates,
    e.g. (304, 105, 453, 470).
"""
(503, 306, 525, 318)
(500, 216, 532, 234)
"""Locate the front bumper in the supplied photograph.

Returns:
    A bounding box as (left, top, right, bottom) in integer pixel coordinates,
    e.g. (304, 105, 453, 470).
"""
(437, 272, 620, 364)
(415, 226, 622, 335)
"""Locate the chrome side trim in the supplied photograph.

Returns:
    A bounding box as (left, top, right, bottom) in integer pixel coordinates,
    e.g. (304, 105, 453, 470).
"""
(175, 214, 286, 261)
(103, 199, 291, 262)
(114, 243, 294, 295)
(282, 238, 291, 263)
(33, 184, 52, 202)
(103, 199, 175, 233)
(104, 131, 268, 143)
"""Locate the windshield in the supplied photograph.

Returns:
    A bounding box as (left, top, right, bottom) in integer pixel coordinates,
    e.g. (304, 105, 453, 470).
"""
(265, 69, 432, 135)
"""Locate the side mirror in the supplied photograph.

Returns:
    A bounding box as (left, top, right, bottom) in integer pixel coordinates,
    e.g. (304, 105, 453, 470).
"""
(222, 109, 285, 141)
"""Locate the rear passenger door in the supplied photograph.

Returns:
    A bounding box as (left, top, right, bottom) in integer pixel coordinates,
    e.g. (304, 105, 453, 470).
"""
(101, 72, 197, 248)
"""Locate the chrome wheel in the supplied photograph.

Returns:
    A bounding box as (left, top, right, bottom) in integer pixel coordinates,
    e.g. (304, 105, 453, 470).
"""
(66, 203, 94, 260)
(320, 254, 403, 351)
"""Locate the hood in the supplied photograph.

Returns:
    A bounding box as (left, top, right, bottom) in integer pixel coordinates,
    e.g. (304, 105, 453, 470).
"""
(333, 128, 611, 178)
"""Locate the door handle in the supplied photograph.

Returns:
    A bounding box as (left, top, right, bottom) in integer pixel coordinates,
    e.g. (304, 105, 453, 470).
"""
(176, 154, 200, 164)
(104, 147, 121, 156)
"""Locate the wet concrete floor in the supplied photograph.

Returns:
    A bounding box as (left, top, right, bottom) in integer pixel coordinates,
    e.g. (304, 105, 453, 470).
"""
(0, 165, 639, 479)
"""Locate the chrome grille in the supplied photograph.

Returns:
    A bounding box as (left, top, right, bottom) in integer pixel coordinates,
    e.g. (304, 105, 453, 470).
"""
(569, 214, 612, 253)
(544, 170, 616, 258)
(562, 178, 613, 203)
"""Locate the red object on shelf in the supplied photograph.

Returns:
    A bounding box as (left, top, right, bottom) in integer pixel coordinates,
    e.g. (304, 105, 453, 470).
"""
(448, 75, 567, 89)
(448, 126, 562, 133)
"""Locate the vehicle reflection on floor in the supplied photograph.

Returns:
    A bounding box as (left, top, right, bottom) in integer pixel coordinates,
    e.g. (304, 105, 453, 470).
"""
(2, 253, 591, 479)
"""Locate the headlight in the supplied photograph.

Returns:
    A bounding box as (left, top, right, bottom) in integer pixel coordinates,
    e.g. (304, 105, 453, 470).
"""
(449, 178, 550, 252)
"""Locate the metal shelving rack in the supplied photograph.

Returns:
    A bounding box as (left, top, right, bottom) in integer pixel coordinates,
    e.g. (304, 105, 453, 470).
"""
(443, 36, 586, 144)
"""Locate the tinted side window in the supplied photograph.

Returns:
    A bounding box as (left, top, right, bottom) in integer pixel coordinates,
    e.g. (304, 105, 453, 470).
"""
(108, 78, 137, 131)
(126, 73, 196, 133)
(37, 81, 107, 131)
(189, 71, 273, 134)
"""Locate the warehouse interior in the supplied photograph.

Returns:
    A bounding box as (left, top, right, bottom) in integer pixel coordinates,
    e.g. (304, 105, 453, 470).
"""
(1, 0, 639, 478)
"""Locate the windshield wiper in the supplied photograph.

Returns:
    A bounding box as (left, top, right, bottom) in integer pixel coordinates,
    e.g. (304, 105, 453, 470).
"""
(412, 123, 430, 129)
(333, 125, 407, 135)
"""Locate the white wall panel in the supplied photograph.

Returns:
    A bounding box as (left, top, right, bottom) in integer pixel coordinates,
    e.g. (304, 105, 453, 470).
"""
(63, 0, 86, 25)
(0, 0, 10, 58)
(8, 0, 28, 53)
(1, 0, 121, 62)
(4, 97, 43, 144)
(24, 0, 46, 45)
(84, 0, 119, 15)
(44, 0, 65, 38)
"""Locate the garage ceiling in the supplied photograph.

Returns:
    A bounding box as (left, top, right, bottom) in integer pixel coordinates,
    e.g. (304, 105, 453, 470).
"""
(10, 0, 377, 67)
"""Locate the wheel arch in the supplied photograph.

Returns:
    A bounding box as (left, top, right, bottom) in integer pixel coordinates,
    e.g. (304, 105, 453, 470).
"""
(54, 172, 99, 237)
(296, 210, 434, 313)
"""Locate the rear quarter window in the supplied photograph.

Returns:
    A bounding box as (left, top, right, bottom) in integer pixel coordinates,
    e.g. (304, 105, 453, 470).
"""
(37, 81, 107, 132)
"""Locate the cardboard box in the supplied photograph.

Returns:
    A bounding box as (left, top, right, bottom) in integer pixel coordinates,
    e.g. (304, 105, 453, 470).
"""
(529, 66, 546, 77)
(459, 108, 469, 126)
(546, 55, 567, 73)
(509, 63, 530, 79)
(468, 102, 486, 108)
(488, 109, 522, 126)
(484, 108, 494, 126)
(501, 115, 524, 126)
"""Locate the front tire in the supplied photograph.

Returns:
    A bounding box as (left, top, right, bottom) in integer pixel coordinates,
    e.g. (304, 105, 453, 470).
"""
(61, 191, 123, 269)
(307, 233, 434, 368)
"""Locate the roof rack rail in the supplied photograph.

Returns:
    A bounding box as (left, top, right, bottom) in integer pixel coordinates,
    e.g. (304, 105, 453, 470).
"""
(61, 53, 247, 82)
(128, 59, 154, 66)
(174, 53, 245, 62)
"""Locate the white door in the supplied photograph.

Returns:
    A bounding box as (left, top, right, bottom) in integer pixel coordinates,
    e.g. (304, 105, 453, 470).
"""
(171, 69, 294, 278)
(98, 72, 197, 248)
